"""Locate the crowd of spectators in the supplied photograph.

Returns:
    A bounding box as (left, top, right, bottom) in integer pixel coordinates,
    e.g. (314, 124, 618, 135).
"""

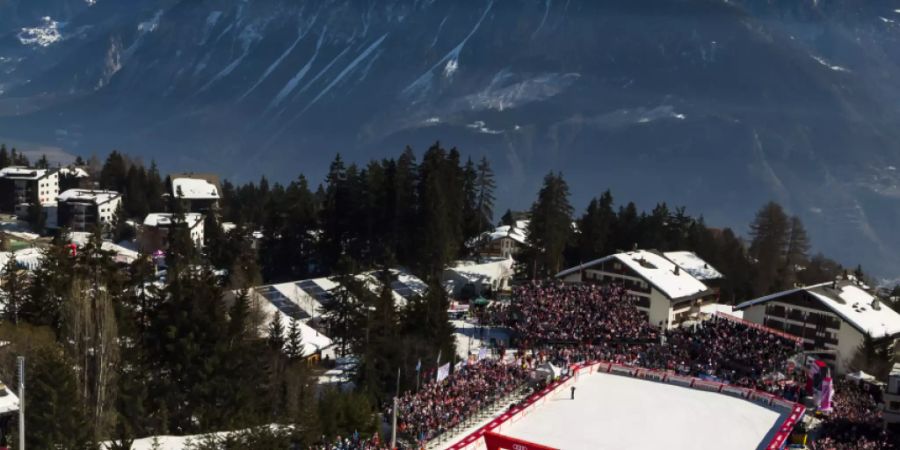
(310, 436, 384, 450)
(812, 380, 896, 450)
(394, 359, 528, 443)
(484, 281, 659, 345)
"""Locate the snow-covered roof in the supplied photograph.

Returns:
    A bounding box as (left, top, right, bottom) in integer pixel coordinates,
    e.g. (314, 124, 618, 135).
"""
(58, 167, 89, 178)
(258, 303, 333, 358)
(171, 177, 219, 200)
(354, 268, 427, 306)
(249, 276, 339, 322)
(57, 189, 120, 205)
(0, 247, 45, 271)
(556, 250, 711, 300)
(0, 382, 19, 416)
(143, 213, 203, 229)
(68, 233, 141, 264)
(446, 257, 515, 284)
(735, 281, 900, 339)
(0, 166, 48, 180)
(663, 251, 724, 281)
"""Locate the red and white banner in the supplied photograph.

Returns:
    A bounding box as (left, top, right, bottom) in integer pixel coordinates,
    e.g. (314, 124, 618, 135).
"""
(484, 432, 558, 450)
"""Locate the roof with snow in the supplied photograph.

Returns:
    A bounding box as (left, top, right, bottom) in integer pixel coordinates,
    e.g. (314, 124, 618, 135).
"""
(0, 382, 19, 416)
(258, 302, 334, 359)
(247, 268, 426, 322)
(556, 250, 712, 301)
(0, 247, 45, 271)
(57, 189, 120, 205)
(171, 177, 219, 200)
(0, 166, 49, 180)
(58, 167, 89, 178)
(735, 281, 900, 339)
(663, 251, 724, 281)
(446, 257, 515, 284)
(143, 213, 204, 228)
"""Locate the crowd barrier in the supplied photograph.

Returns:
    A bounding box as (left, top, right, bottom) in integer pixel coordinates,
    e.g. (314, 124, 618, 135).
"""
(444, 360, 806, 450)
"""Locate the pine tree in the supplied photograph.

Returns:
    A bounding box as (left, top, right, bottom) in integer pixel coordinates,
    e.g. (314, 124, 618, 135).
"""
(286, 318, 303, 360)
(36, 154, 49, 169)
(475, 157, 496, 233)
(576, 191, 615, 261)
(0, 144, 10, 169)
(267, 313, 285, 353)
(526, 172, 574, 277)
(748, 202, 791, 295)
(782, 216, 811, 287)
(1, 256, 26, 323)
(27, 346, 93, 449)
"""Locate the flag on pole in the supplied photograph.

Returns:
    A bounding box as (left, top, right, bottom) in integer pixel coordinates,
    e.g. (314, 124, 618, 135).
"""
(436, 363, 451, 382)
(416, 358, 422, 373)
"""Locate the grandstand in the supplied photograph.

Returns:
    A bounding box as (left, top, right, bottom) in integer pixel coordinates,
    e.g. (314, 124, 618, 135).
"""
(443, 363, 804, 450)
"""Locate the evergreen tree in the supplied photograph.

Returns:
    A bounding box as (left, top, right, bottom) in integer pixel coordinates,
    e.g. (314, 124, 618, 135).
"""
(285, 318, 303, 360)
(1, 257, 25, 324)
(0, 144, 10, 169)
(36, 154, 49, 169)
(475, 157, 496, 233)
(267, 313, 285, 353)
(27, 347, 93, 449)
(525, 172, 574, 277)
(576, 191, 615, 262)
(748, 202, 791, 295)
(100, 151, 129, 193)
(782, 216, 811, 287)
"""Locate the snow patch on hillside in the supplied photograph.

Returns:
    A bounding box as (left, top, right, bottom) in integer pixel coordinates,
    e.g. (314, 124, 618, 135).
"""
(138, 10, 163, 33)
(467, 120, 502, 134)
(463, 72, 580, 111)
(811, 55, 849, 72)
(17, 17, 63, 47)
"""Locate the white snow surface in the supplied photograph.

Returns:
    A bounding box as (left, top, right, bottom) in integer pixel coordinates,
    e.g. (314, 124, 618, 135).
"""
(171, 177, 219, 200)
(501, 372, 783, 450)
(18, 17, 63, 47)
(663, 251, 723, 281)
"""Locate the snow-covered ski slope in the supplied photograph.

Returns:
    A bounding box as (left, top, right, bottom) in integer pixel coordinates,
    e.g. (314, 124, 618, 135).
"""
(500, 371, 785, 450)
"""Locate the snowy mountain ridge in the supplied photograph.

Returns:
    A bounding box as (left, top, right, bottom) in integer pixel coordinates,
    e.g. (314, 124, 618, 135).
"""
(0, 0, 899, 279)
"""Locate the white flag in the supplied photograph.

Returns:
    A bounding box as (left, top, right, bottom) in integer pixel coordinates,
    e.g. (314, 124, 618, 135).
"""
(478, 347, 488, 361)
(436, 363, 451, 382)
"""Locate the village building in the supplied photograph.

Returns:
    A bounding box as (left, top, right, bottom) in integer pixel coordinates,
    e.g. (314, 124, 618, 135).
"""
(140, 213, 205, 252)
(734, 280, 900, 373)
(233, 268, 427, 362)
(443, 257, 515, 299)
(0, 167, 59, 216)
(556, 249, 720, 328)
(169, 175, 219, 213)
(471, 220, 529, 258)
(56, 189, 122, 232)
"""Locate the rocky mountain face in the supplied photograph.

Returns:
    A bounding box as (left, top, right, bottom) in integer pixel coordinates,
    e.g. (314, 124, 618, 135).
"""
(0, 0, 899, 280)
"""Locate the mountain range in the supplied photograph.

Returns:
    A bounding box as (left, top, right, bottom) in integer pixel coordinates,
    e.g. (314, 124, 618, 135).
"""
(0, 0, 899, 281)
